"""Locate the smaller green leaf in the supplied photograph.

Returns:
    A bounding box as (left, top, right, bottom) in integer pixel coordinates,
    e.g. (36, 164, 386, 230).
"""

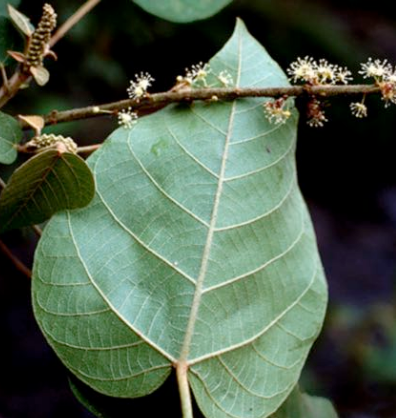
(0, 111, 22, 164)
(271, 386, 339, 418)
(8, 4, 34, 36)
(132, 0, 233, 23)
(0, 148, 95, 232)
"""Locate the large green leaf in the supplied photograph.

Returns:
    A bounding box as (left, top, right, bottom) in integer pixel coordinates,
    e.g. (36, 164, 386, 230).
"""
(32, 20, 327, 418)
(0, 149, 95, 232)
(0, 111, 22, 164)
(132, 0, 232, 23)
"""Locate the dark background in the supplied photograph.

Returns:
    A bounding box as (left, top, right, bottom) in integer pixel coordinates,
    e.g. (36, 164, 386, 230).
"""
(0, 0, 396, 417)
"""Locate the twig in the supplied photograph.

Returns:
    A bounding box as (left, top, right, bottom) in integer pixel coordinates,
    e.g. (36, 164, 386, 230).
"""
(0, 240, 32, 278)
(17, 84, 381, 129)
(49, 0, 102, 47)
(0, 70, 31, 109)
(32, 225, 42, 237)
(77, 144, 101, 155)
(0, 176, 6, 190)
(0, 64, 9, 92)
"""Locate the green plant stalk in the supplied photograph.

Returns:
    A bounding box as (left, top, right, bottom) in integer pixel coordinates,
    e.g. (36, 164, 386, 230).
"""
(177, 362, 194, 418)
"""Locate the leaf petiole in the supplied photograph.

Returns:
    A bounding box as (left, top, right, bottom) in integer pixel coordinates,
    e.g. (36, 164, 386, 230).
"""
(176, 362, 194, 418)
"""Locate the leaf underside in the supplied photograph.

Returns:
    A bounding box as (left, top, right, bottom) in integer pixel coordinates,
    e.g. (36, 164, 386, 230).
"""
(0, 149, 95, 232)
(0, 111, 22, 165)
(32, 20, 327, 418)
(132, 0, 233, 23)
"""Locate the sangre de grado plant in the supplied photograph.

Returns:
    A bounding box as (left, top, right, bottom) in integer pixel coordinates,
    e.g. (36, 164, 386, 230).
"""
(0, 1, 394, 417)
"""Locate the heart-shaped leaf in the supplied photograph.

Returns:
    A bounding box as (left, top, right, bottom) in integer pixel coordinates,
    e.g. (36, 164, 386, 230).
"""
(0, 148, 95, 232)
(132, 0, 233, 23)
(32, 20, 327, 418)
(0, 111, 22, 164)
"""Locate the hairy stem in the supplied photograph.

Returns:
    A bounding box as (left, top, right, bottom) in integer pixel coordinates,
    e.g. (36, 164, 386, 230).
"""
(0, 240, 32, 278)
(18, 84, 380, 129)
(49, 0, 102, 47)
(176, 362, 194, 418)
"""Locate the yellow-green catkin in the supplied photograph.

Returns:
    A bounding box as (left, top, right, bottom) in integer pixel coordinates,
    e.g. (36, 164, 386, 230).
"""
(25, 4, 57, 68)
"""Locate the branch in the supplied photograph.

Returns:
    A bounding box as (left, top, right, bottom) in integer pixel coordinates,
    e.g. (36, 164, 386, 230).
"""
(18, 84, 381, 129)
(49, 0, 102, 47)
(0, 240, 32, 279)
(0, 69, 31, 109)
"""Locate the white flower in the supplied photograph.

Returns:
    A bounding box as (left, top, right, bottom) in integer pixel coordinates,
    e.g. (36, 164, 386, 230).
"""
(184, 62, 211, 85)
(127, 72, 154, 99)
(307, 113, 328, 127)
(359, 58, 392, 80)
(315, 59, 338, 84)
(287, 56, 317, 83)
(217, 70, 233, 86)
(350, 102, 368, 118)
(263, 97, 292, 125)
(118, 108, 138, 129)
(336, 67, 353, 84)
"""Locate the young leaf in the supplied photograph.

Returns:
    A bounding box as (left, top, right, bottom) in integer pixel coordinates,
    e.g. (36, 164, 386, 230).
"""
(7, 4, 34, 36)
(132, 0, 233, 23)
(0, 111, 22, 164)
(270, 386, 338, 418)
(30, 65, 50, 86)
(0, 148, 95, 232)
(32, 20, 327, 418)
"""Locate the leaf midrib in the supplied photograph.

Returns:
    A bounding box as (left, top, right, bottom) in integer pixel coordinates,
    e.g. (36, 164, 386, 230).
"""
(178, 29, 244, 364)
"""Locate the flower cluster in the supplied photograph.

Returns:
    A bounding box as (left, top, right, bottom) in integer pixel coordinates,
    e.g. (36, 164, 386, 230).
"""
(306, 98, 328, 128)
(263, 97, 292, 125)
(176, 63, 233, 88)
(359, 58, 396, 107)
(287, 56, 352, 85)
(25, 134, 77, 153)
(350, 102, 368, 118)
(25, 4, 57, 68)
(127, 72, 154, 100)
(118, 107, 138, 129)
